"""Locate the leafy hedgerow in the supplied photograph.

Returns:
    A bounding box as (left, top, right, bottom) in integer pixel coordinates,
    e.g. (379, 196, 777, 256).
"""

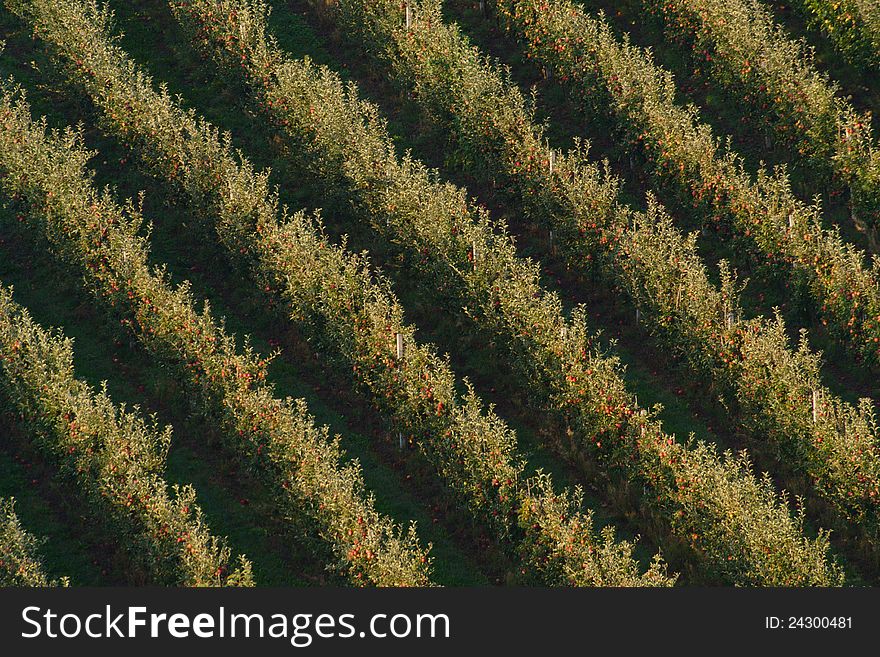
(0, 497, 68, 587)
(787, 0, 880, 72)
(167, 0, 844, 585)
(643, 0, 880, 241)
(492, 0, 880, 372)
(310, 0, 880, 550)
(0, 285, 252, 586)
(12, 0, 673, 587)
(0, 82, 431, 588)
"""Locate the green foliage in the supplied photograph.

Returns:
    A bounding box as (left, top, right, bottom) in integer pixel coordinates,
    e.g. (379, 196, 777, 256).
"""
(494, 0, 880, 382)
(4, 0, 872, 585)
(0, 76, 430, 586)
(324, 0, 850, 585)
(20, 0, 671, 586)
(788, 0, 880, 71)
(0, 497, 68, 586)
(643, 0, 880, 239)
(168, 0, 845, 584)
(165, 2, 673, 586)
(0, 285, 252, 586)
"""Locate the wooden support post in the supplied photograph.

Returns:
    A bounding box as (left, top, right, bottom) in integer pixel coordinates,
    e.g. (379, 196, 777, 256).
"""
(405, 4, 412, 29)
(812, 389, 818, 424)
(396, 332, 404, 360)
